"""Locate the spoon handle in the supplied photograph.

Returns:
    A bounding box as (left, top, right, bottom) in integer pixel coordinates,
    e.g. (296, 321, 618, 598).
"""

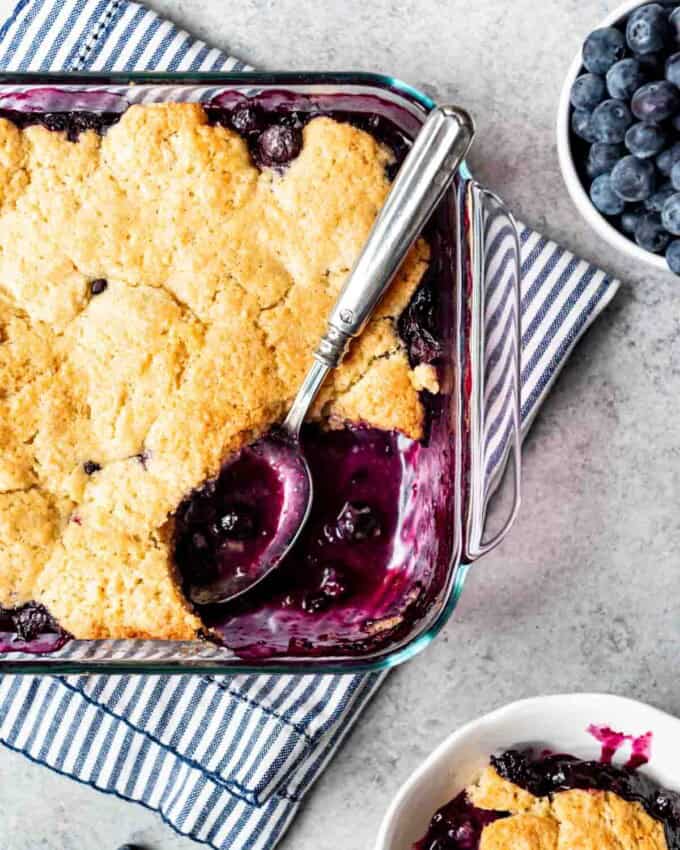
(315, 104, 475, 369)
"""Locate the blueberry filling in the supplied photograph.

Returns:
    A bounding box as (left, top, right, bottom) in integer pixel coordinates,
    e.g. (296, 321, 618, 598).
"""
(416, 750, 680, 850)
(414, 791, 506, 850)
(173, 446, 285, 591)
(90, 278, 108, 296)
(0, 109, 121, 141)
(399, 282, 443, 365)
(0, 602, 69, 653)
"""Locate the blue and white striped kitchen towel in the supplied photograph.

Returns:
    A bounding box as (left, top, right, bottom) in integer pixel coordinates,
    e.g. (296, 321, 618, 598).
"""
(0, 1, 621, 849)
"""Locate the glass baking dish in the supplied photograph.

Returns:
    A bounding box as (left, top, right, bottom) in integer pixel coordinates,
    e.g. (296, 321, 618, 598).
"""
(0, 72, 521, 674)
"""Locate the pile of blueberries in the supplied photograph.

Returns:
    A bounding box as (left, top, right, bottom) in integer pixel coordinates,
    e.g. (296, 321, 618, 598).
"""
(570, 3, 680, 274)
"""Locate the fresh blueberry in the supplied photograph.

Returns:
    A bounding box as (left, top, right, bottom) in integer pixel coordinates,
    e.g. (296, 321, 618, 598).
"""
(672, 113, 680, 132)
(83, 460, 101, 475)
(335, 501, 381, 541)
(610, 155, 656, 201)
(671, 7, 680, 44)
(570, 73, 607, 110)
(661, 192, 680, 234)
(646, 181, 675, 212)
(590, 174, 626, 215)
(667, 239, 680, 273)
(590, 99, 633, 143)
(571, 108, 598, 142)
(606, 58, 647, 99)
(211, 506, 257, 540)
(634, 212, 670, 252)
(672, 160, 680, 191)
(583, 27, 626, 74)
(631, 81, 680, 122)
(666, 51, 680, 87)
(586, 142, 625, 178)
(621, 207, 644, 233)
(256, 124, 302, 167)
(625, 122, 667, 158)
(626, 4, 671, 54)
(89, 278, 107, 296)
(230, 106, 260, 135)
(656, 141, 680, 175)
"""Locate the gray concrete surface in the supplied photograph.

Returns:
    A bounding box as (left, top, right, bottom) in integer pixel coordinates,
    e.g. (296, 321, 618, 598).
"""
(0, 1, 678, 849)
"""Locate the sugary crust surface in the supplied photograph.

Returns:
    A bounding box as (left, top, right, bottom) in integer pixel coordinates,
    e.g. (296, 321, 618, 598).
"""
(470, 767, 667, 850)
(0, 104, 430, 639)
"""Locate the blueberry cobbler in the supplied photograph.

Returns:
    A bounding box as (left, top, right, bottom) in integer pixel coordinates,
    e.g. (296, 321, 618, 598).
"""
(417, 749, 680, 850)
(0, 99, 444, 652)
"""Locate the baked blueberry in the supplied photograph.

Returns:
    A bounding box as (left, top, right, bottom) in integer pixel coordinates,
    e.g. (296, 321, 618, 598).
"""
(667, 239, 680, 273)
(634, 212, 670, 252)
(570, 73, 607, 111)
(90, 278, 108, 295)
(586, 143, 625, 178)
(399, 284, 442, 364)
(11, 602, 59, 643)
(590, 99, 633, 143)
(590, 174, 625, 215)
(571, 108, 598, 142)
(609, 155, 656, 201)
(626, 3, 671, 54)
(583, 27, 626, 74)
(606, 58, 647, 99)
(335, 501, 381, 541)
(625, 122, 667, 158)
(83, 460, 102, 475)
(656, 141, 680, 175)
(631, 80, 680, 123)
(662, 192, 680, 234)
(256, 124, 302, 167)
(230, 106, 260, 135)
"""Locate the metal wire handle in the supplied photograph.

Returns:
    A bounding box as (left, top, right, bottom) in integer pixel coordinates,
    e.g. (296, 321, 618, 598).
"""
(462, 180, 522, 560)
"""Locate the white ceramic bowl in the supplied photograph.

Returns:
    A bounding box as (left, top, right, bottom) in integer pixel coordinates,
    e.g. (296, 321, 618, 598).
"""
(556, 0, 669, 272)
(375, 693, 680, 850)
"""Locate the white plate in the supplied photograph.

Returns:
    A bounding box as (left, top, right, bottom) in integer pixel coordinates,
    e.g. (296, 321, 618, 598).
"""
(375, 693, 680, 850)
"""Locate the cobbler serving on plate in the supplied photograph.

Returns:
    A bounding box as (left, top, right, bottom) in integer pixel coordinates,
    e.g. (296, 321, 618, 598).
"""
(417, 749, 680, 850)
(0, 100, 441, 650)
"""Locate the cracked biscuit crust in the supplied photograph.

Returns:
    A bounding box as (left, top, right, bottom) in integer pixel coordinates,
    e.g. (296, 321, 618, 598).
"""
(0, 103, 432, 640)
(469, 767, 667, 850)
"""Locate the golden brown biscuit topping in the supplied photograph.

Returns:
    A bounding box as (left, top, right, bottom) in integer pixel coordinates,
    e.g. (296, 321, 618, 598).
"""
(0, 104, 431, 639)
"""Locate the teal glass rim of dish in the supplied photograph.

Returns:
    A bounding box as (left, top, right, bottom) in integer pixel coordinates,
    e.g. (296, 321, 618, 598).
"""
(0, 71, 521, 674)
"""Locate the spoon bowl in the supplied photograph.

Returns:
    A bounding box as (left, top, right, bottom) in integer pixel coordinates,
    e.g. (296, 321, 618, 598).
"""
(186, 430, 313, 605)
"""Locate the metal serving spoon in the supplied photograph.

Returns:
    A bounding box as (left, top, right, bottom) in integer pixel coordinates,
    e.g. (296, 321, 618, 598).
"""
(188, 105, 475, 606)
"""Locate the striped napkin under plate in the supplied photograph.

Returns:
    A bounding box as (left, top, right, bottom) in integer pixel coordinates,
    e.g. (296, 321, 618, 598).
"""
(0, 1, 621, 849)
